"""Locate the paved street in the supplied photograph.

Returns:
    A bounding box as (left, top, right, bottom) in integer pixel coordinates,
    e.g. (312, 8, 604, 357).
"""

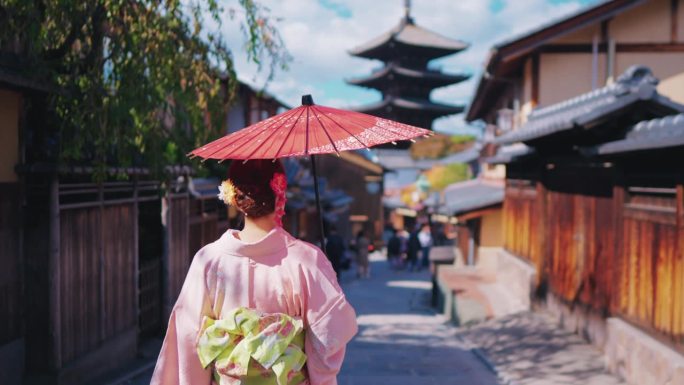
(337, 253, 499, 385)
(107, 252, 624, 385)
(456, 311, 626, 385)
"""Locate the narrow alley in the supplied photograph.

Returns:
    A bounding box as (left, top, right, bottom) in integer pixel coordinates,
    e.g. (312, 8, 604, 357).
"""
(338, 253, 498, 385)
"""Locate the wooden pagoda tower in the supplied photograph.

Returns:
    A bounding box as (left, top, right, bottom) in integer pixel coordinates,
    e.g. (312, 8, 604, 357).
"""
(347, 1, 469, 138)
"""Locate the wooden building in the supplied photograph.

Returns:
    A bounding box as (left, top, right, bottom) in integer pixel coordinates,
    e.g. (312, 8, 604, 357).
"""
(438, 179, 504, 266)
(347, 4, 468, 137)
(316, 151, 384, 245)
(488, 66, 684, 385)
(0, 58, 52, 385)
(225, 81, 289, 133)
(467, 0, 684, 179)
(0, 60, 287, 383)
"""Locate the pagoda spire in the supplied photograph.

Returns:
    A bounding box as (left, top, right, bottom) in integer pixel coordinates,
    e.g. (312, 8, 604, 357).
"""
(404, 0, 412, 23)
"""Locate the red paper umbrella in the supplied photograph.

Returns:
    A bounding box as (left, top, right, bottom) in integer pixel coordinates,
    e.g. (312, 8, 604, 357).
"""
(189, 95, 431, 160)
(189, 95, 432, 250)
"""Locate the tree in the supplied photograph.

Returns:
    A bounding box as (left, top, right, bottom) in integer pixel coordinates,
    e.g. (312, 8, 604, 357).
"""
(425, 163, 470, 191)
(409, 133, 475, 160)
(0, 0, 290, 179)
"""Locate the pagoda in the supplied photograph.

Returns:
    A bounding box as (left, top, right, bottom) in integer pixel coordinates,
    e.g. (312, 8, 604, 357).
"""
(347, 1, 469, 140)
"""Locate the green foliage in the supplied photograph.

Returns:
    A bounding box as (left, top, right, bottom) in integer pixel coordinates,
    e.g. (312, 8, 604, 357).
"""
(410, 133, 475, 160)
(425, 163, 470, 191)
(450, 134, 475, 145)
(0, 0, 290, 179)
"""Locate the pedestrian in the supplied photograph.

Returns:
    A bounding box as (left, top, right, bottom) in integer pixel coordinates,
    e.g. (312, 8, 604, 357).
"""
(325, 225, 345, 279)
(398, 228, 409, 269)
(151, 159, 357, 385)
(419, 224, 433, 268)
(406, 227, 421, 272)
(386, 228, 402, 269)
(355, 230, 370, 278)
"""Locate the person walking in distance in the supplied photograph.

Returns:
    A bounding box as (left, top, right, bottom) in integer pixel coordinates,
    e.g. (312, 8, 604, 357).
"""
(386, 228, 402, 270)
(325, 225, 345, 279)
(418, 224, 433, 269)
(406, 227, 421, 272)
(355, 230, 370, 278)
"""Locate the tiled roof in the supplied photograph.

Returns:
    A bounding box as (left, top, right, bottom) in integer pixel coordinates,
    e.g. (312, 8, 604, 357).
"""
(349, 18, 468, 59)
(438, 179, 504, 216)
(596, 113, 684, 154)
(374, 145, 480, 171)
(484, 143, 534, 164)
(466, 0, 645, 122)
(495, 66, 684, 145)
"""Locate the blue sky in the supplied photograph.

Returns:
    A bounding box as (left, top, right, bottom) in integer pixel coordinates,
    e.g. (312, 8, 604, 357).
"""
(219, 0, 602, 136)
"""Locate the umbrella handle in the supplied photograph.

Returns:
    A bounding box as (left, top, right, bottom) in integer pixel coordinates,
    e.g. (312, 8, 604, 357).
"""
(310, 155, 327, 255)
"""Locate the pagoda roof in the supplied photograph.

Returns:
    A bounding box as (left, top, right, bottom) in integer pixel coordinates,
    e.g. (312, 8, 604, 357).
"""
(347, 63, 470, 90)
(349, 17, 468, 61)
(355, 96, 464, 117)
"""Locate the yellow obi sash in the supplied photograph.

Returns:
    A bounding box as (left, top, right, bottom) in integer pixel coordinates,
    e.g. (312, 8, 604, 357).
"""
(197, 307, 308, 385)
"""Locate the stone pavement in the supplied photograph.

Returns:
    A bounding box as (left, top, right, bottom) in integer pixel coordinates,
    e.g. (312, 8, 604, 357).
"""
(101, 251, 624, 385)
(337, 252, 499, 385)
(456, 311, 626, 385)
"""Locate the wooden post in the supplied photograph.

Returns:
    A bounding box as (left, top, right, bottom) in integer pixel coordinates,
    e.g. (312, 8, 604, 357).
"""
(671, 0, 679, 43)
(99, 182, 105, 342)
(611, 165, 626, 314)
(48, 173, 62, 369)
(133, 176, 140, 336)
(537, 178, 548, 290)
(531, 54, 540, 107)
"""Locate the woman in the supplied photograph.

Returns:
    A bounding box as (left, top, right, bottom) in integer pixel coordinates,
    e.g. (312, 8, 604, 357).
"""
(151, 159, 358, 385)
(355, 230, 370, 279)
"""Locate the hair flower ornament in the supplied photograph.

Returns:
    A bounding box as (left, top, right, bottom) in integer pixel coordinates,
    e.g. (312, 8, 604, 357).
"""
(217, 179, 237, 205)
(270, 173, 287, 226)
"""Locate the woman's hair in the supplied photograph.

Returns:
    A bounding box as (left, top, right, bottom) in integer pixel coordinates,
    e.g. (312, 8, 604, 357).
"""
(228, 159, 284, 218)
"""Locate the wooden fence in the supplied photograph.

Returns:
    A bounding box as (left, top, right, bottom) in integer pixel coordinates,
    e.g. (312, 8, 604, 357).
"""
(614, 185, 684, 345)
(503, 164, 684, 349)
(503, 179, 543, 280)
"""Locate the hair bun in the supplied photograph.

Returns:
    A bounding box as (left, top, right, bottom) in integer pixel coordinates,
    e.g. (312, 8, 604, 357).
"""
(227, 159, 285, 218)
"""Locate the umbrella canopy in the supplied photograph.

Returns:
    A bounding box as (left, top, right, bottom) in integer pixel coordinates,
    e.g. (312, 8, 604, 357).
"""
(189, 95, 432, 160)
(189, 95, 432, 253)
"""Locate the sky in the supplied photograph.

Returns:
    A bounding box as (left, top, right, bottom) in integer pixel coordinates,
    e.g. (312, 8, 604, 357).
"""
(219, 0, 601, 136)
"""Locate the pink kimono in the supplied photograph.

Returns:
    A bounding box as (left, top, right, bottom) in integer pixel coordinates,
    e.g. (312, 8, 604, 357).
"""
(151, 227, 358, 385)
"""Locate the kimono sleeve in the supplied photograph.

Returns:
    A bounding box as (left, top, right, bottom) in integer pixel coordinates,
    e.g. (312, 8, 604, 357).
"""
(302, 251, 358, 385)
(150, 250, 214, 385)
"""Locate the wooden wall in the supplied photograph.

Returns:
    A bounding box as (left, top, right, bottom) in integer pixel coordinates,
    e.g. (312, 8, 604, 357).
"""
(503, 179, 544, 278)
(614, 185, 684, 344)
(59, 204, 137, 363)
(503, 163, 684, 348)
(164, 193, 190, 319)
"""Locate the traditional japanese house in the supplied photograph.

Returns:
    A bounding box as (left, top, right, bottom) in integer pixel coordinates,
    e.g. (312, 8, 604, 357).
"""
(0, 62, 288, 383)
(0, 58, 51, 385)
(438, 179, 504, 266)
(489, 66, 684, 385)
(225, 80, 289, 133)
(347, 2, 469, 140)
(467, 0, 684, 175)
(316, 151, 384, 246)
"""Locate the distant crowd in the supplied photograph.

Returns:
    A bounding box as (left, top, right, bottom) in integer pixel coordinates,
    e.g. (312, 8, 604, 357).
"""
(324, 223, 451, 280)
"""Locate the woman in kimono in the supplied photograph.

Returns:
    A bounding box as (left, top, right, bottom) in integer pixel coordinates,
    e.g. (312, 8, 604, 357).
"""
(151, 159, 358, 385)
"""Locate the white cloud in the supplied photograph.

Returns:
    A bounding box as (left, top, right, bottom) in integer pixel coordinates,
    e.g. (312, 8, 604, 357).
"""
(218, 0, 598, 134)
